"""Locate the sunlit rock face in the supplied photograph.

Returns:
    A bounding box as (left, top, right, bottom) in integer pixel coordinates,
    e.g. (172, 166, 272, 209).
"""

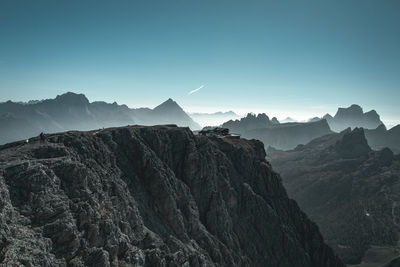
(0, 125, 343, 267)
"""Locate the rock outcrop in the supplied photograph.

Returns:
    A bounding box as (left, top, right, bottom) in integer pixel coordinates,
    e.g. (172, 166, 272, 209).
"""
(0, 125, 343, 266)
(268, 129, 400, 264)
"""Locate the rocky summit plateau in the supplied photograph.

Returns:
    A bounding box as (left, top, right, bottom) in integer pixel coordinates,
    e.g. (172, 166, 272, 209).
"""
(0, 125, 343, 266)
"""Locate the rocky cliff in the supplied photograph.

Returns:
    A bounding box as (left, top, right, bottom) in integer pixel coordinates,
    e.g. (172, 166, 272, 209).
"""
(0, 125, 343, 266)
(268, 128, 400, 264)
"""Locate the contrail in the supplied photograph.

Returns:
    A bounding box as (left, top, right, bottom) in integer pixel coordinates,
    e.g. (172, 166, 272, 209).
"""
(188, 85, 204, 95)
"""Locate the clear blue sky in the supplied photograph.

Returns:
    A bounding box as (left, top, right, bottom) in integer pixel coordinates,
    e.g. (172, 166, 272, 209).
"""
(1, 0, 399, 125)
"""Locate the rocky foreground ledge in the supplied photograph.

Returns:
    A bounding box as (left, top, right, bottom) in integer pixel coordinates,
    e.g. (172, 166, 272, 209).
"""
(0, 125, 343, 266)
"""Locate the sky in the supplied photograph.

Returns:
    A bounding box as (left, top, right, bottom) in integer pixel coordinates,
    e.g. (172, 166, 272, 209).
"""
(0, 0, 399, 126)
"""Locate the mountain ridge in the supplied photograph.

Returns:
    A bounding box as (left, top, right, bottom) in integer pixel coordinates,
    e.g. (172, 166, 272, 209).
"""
(268, 128, 400, 264)
(0, 125, 344, 266)
(0, 92, 201, 144)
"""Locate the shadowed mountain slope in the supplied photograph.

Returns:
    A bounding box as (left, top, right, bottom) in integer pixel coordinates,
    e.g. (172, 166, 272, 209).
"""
(365, 124, 400, 154)
(268, 128, 400, 264)
(0, 125, 343, 266)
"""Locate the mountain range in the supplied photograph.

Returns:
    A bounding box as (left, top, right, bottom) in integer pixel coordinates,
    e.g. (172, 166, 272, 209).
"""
(221, 114, 332, 150)
(0, 92, 200, 144)
(268, 128, 400, 265)
(189, 111, 240, 127)
(0, 125, 344, 266)
(321, 104, 383, 132)
(2, 94, 399, 156)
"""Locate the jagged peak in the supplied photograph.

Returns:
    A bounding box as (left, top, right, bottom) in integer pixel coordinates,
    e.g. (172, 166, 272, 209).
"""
(339, 127, 352, 134)
(335, 104, 363, 117)
(271, 117, 280, 124)
(365, 109, 378, 115)
(256, 113, 270, 120)
(55, 92, 89, 105)
(154, 98, 182, 111)
(349, 104, 363, 110)
(335, 128, 371, 158)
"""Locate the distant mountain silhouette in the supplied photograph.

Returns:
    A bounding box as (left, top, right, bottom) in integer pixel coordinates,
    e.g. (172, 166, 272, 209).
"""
(308, 117, 321, 122)
(189, 111, 240, 127)
(222, 113, 275, 133)
(221, 113, 332, 150)
(268, 128, 400, 264)
(323, 104, 383, 132)
(134, 98, 200, 129)
(365, 124, 400, 154)
(0, 92, 201, 144)
(280, 117, 297, 123)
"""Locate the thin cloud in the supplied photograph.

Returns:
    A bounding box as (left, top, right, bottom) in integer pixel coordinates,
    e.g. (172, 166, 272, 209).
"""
(188, 85, 204, 95)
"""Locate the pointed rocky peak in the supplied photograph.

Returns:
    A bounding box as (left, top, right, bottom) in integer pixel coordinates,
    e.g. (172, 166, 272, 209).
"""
(349, 104, 363, 111)
(365, 109, 378, 116)
(153, 98, 183, 112)
(313, 118, 331, 128)
(271, 117, 280, 124)
(245, 113, 256, 118)
(335, 128, 371, 158)
(340, 127, 352, 134)
(55, 92, 90, 105)
(225, 111, 237, 116)
(323, 113, 333, 120)
(281, 117, 296, 123)
(256, 113, 270, 121)
(364, 109, 381, 121)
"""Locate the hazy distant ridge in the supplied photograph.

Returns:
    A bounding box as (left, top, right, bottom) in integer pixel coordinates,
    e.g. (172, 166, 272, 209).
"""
(0, 92, 201, 144)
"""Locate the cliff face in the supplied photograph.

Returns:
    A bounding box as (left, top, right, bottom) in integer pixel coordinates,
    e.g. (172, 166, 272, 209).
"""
(0, 125, 343, 267)
(268, 129, 400, 264)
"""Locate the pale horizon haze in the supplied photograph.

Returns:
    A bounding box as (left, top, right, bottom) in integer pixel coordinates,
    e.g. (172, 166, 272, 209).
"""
(1, 0, 399, 127)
